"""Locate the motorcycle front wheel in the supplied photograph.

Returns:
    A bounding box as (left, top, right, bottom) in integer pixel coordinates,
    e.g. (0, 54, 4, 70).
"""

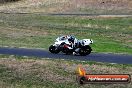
(79, 46, 92, 56)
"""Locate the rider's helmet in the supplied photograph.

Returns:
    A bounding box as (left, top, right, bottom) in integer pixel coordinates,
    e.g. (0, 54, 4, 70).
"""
(68, 35, 75, 43)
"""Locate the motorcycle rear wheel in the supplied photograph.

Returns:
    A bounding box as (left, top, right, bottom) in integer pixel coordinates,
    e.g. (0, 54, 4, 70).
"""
(79, 46, 92, 56)
(49, 45, 60, 54)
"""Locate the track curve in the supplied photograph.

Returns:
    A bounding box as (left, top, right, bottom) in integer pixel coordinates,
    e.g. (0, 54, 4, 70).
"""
(0, 47, 132, 64)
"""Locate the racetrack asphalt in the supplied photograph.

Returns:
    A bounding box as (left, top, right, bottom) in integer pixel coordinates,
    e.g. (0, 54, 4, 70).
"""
(0, 47, 132, 64)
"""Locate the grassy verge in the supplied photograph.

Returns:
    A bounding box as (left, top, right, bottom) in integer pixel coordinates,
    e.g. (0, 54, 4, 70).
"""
(0, 55, 131, 88)
(0, 13, 132, 54)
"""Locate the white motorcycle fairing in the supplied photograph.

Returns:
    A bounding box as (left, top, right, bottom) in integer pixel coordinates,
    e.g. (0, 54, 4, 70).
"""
(82, 39, 93, 46)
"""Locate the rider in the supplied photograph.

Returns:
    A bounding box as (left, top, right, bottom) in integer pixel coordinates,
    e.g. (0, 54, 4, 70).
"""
(67, 35, 84, 55)
(73, 40, 85, 55)
(67, 35, 77, 48)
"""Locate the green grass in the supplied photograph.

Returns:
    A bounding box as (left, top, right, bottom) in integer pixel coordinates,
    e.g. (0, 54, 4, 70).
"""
(0, 55, 132, 88)
(0, 13, 132, 54)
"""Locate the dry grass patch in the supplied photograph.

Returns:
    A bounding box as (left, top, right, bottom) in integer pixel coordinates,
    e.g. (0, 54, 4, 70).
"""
(0, 0, 132, 14)
(0, 56, 132, 87)
(0, 58, 74, 84)
(0, 26, 50, 38)
(0, 0, 71, 13)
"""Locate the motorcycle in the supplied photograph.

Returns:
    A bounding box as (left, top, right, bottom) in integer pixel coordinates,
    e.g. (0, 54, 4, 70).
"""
(49, 35, 93, 56)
